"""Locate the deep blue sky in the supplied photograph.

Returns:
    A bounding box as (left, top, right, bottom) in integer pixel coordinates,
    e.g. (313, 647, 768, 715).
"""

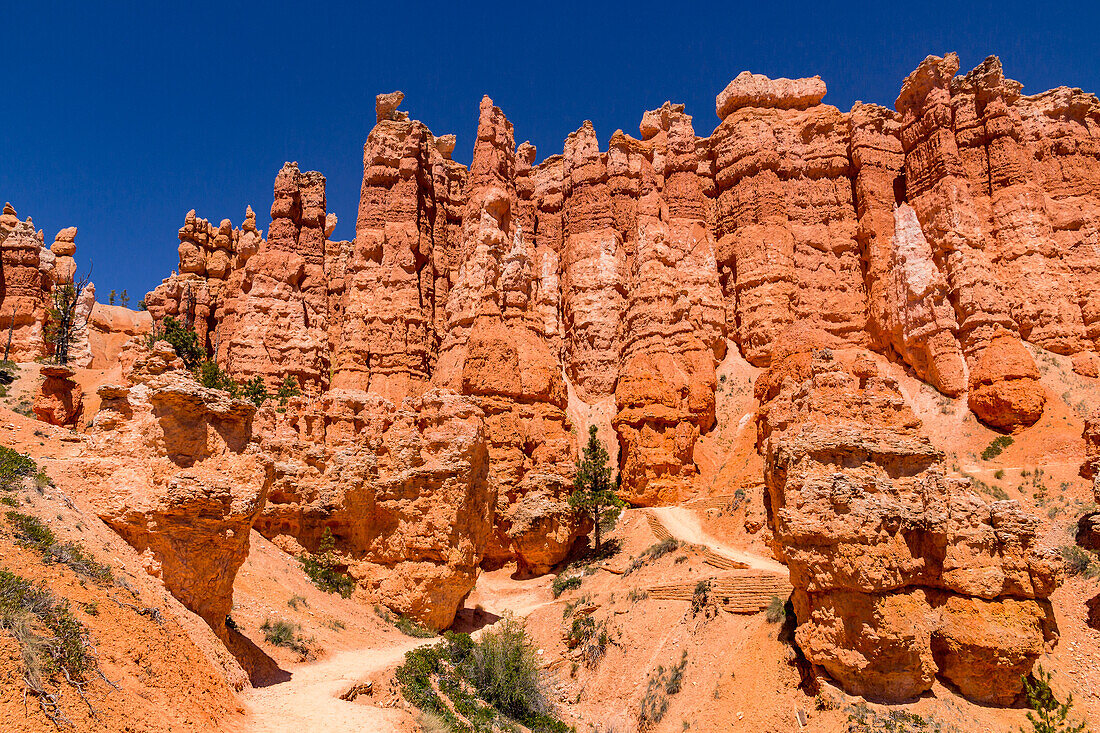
(3, 1, 1098, 302)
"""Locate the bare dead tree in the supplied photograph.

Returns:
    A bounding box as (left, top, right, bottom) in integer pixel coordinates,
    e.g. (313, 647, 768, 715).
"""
(46, 267, 92, 366)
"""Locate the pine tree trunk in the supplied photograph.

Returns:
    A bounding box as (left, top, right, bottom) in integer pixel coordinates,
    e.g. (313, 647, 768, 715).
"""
(594, 507, 601, 552)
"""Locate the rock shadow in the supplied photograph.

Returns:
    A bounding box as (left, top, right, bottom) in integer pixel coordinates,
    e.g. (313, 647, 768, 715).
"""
(224, 626, 291, 687)
(449, 605, 501, 635)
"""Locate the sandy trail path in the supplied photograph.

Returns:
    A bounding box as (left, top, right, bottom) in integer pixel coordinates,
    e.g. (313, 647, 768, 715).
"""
(241, 637, 431, 733)
(650, 505, 787, 573)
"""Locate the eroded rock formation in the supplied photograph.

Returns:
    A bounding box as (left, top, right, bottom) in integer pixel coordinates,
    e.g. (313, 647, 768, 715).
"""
(756, 332, 1060, 704)
(253, 388, 492, 628)
(77, 342, 272, 639)
(140, 57, 1100, 515)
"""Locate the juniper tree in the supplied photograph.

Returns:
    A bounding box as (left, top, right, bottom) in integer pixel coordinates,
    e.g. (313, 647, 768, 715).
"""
(568, 425, 624, 552)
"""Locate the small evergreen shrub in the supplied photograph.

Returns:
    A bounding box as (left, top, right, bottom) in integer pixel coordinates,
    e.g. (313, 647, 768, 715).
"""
(276, 375, 301, 406)
(160, 316, 205, 370)
(197, 360, 239, 395)
(239, 375, 269, 407)
(981, 435, 1014, 461)
(299, 528, 355, 597)
(1020, 665, 1088, 733)
(552, 574, 582, 598)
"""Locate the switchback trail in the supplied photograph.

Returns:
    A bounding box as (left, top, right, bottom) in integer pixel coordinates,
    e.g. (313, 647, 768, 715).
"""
(649, 505, 787, 573)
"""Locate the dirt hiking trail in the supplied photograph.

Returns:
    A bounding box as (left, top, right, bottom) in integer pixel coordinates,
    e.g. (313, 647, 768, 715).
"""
(650, 505, 786, 573)
(242, 637, 430, 733)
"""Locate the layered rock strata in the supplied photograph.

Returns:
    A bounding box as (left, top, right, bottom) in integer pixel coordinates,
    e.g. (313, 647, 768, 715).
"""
(756, 332, 1060, 704)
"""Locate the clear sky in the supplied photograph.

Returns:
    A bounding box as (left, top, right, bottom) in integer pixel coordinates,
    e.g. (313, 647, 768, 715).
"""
(3, 1, 1098, 302)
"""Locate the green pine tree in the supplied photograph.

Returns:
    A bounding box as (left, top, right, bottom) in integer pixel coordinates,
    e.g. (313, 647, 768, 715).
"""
(276, 374, 301, 406)
(239, 375, 269, 407)
(1021, 665, 1088, 733)
(568, 425, 624, 552)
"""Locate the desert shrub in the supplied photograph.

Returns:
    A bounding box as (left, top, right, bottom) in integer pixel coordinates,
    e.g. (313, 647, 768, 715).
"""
(639, 652, 688, 730)
(1059, 545, 1100, 578)
(467, 615, 548, 719)
(299, 527, 354, 597)
(552, 574, 582, 598)
(1020, 665, 1088, 733)
(0, 568, 96, 723)
(981, 435, 1014, 461)
(0, 495, 17, 507)
(396, 616, 569, 733)
(196, 360, 238, 395)
(765, 595, 787, 624)
(5, 511, 112, 583)
(623, 538, 680, 576)
(160, 316, 205, 369)
(564, 612, 611, 667)
(260, 618, 313, 656)
(0, 445, 37, 490)
(691, 580, 711, 616)
(375, 605, 436, 638)
(287, 594, 307, 610)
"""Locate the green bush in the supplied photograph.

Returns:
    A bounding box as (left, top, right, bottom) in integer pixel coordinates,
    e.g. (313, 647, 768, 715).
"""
(639, 651, 689, 730)
(765, 595, 787, 624)
(375, 605, 436, 638)
(197, 360, 239, 395)
(467, 615, 548, 720)
(981, 435, 1015, 461)
(276, 375, 301, 406)
(552, 574, 582, 598)
(623, 538, 680, 576)
(395, 617, 569, 733)
(1021, 664, 1088, 733)
(1060, 545, 1100, 578)
(299, 528, 355, 597)
(5, 511, 113, 584)
(691, 580, 711, 616)
(0, 446, 37, 490)
(260, 618, 312, 656)
(239, 375, 269, 407)
(160, 316, 205, 370)
(0, 568, 95, 721)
